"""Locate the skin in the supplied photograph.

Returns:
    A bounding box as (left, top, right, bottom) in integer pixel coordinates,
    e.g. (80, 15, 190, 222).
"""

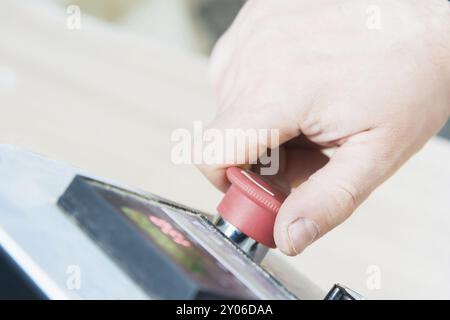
(197, 0, 450, 256)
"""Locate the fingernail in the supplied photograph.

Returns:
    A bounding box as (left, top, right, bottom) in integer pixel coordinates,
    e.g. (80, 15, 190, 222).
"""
(287, 218, 319, 255)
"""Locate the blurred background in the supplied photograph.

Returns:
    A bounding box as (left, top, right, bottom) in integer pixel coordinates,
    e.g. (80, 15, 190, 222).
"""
(52, 0, 245, 54)
(48, 0, 450, 139)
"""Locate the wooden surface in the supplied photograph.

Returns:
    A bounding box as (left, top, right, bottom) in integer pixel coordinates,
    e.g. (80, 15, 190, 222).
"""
(1, 0, 450, 299)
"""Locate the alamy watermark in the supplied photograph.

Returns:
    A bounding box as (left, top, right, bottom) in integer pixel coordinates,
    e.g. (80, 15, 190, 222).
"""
(66, 265, 81, 290)
(366, 5, 382, 30)
(66, 5, 82, 30)
(171, 121, 280, 175)
(366, 264, 382, 290)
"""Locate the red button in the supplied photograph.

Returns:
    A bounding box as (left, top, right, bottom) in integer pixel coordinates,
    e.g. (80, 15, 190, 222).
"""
(217, 167, 287, 248)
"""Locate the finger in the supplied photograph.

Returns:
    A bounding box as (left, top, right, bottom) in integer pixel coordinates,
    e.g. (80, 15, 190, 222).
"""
(274, 129, 402, 255)
(196, 108, 300, 193)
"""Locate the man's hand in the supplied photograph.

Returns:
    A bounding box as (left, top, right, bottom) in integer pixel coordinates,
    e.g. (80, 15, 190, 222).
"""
(198, 0, 450, 255)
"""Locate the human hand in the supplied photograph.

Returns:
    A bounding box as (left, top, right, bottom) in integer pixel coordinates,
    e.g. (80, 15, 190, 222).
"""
(198, 0, 450, 255)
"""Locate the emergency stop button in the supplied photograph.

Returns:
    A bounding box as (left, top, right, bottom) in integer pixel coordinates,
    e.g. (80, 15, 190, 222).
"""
(217, 167, 287, 248)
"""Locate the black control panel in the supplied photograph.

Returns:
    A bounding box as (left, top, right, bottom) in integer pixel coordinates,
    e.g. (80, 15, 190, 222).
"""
(57, 176, 295, 299)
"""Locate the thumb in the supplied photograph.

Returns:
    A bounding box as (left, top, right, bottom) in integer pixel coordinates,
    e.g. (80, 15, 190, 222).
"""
(274, 129, 403, 255)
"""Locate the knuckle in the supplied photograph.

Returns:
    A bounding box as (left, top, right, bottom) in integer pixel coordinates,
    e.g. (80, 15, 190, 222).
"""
(333, 181, 359, 213)
(323, 181, 358, 231)
(308, 175, 359, 231)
